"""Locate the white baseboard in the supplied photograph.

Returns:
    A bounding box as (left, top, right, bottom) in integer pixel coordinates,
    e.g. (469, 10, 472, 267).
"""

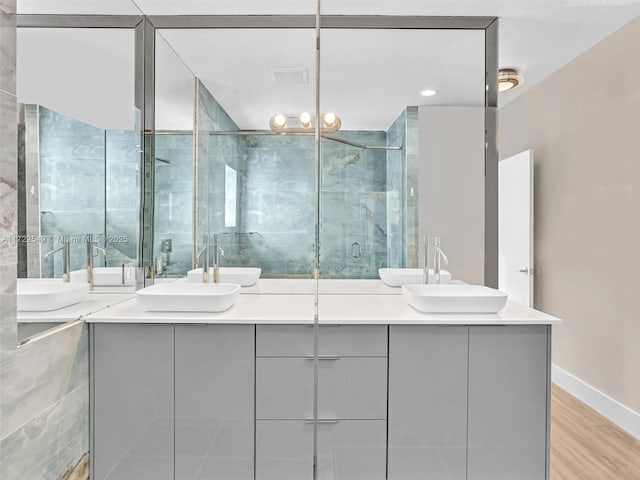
(552, 364, 640, 440)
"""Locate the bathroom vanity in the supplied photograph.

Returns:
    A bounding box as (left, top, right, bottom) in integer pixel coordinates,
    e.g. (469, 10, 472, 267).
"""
(86, 280, 559, 480)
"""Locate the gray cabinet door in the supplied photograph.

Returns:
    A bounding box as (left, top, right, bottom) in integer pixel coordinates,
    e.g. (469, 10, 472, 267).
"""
(388, 325, 469, 480)
(467, 325, 550, 480)
(92, 324, 174, 480)
(175, 325, 255, 480)
(256, 419, 386, 480)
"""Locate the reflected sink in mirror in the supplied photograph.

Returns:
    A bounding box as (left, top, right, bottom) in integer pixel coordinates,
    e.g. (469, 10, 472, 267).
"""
(379, 268, 452, 287)
(70, 267, 136, 288)
(402, 284, 508, 313)
(17, 279, 90, 312)
(136, 283, 241, 312)
(186, 267, 261, 287)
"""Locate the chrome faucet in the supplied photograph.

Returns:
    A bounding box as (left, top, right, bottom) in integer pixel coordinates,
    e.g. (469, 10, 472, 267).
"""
(213, 234, 224, 283)
(422, 235, 430, 284)
(86, 236, 107, 289)
(196, 242, 210, 283)
(433, 237, 449, 285)
(43, 236, 71, 282)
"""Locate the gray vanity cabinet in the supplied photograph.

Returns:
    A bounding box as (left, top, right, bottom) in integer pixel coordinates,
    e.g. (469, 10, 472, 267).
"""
(174, 325, 255, 480)
(92, 324, 175, 480)
(255, 325, 388, 480)
(388, 326, 469, 480)
(91, 324, 255, 480)
(467, 325, 550, 480)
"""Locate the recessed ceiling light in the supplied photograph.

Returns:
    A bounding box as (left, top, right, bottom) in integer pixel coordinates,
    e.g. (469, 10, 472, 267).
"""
(498, 68, 524, 92)
(420, 89, 438, 97)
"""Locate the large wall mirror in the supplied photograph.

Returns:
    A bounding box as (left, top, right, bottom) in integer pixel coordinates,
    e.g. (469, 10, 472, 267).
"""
(157, 27, 318, 283)
(154, 22, 490, 286)
(12, 14, 495, 344)
(15, 26, 139, 343)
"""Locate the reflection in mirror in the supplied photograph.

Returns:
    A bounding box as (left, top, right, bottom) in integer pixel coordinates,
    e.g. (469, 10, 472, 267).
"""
(320, 28, 486, 284)
(16, 28, 138, 343)
(158, 28, 317, 281)
(153, 32, 196, 277)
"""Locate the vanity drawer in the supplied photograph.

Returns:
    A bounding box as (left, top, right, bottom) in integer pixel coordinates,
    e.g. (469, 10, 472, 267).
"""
(256, 419, 386, 480)
(256, 357, 387, 420)
(256, 325, 387, 357)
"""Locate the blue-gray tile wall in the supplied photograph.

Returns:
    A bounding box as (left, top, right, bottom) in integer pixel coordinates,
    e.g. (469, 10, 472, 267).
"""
(105, 130, 139, 265)
(386, 109, 406, 269)
(35, 107, 140, 276)
(152, 88, 415, 279)
(238, 134, 315, 278)
(38, 106, 105, 275)
(320, 131, 388, 278)
(154, 132, 193, 276)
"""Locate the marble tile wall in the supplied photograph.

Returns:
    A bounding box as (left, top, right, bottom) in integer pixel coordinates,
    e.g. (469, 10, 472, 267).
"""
(0, 323, 89, 480)
(405, 107, 420, 268)
(0, 0, 17, 353)
(1, 8, 90, 478)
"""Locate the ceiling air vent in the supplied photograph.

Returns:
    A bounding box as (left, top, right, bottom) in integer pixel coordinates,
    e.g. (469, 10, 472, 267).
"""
(270, 67, 308, 85)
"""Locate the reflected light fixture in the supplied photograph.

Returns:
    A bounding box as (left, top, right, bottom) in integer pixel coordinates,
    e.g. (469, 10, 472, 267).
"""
(299, 112, 312, 127)
(273, 113, 287, 128)
(420, 89, 437, 97)
(270, 112, 341, 133)
(498, 68, 524, 92)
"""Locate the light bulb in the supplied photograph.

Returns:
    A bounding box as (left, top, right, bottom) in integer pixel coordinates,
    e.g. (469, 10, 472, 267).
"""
(420, 89, 437, 97)
(324, 112, 336, 127)
(273, 114, 287, 127)
(300, 112, 312, 127)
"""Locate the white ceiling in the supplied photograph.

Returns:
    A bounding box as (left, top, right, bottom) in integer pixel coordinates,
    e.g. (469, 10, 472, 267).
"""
(159, 28, 485, 131)
(17, 28, 136, 131)
(16, 0, 640, 130)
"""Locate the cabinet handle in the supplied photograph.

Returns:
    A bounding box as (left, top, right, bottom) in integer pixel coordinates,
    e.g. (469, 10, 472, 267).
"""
(304, 324, 341, 328)
(304, 418, 340, 424)
(305, 356, 340, 361)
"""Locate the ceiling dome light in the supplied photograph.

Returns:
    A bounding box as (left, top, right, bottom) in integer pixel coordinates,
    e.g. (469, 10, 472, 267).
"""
(324, 112, 337, 127)
(299, 112, 312, 127)
(420, 89, 437, 97)
(273, 113, 287, 127)
(498, 68, 524, 93)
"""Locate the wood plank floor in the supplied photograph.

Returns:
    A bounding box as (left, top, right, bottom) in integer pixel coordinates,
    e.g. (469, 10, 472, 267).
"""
(551, 385, 640, 479)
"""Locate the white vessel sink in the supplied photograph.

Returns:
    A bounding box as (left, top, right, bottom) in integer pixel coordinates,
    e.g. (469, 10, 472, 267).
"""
(70, 267, 135, 287)
(17, 279, 90, 312)
(379, 268, 452, 287)
(402, 284, 508, 313)
(187, 267, 261, 287)
(136, 283, 241, 312)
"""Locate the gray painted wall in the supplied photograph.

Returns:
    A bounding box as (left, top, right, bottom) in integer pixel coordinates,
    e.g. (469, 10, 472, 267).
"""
(499, 16, 640, 414)
(418, 106, 485, 284)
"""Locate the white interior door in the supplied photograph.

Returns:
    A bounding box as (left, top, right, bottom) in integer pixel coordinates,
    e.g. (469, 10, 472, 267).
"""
(499, 150, 534, 307)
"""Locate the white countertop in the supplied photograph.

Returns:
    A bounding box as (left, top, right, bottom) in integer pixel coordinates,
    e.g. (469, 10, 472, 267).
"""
(17, 293, 134, 323)
(85, 294, 316, 324)
(317, 295, 561, 325)
(84, 279, 560, 325)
